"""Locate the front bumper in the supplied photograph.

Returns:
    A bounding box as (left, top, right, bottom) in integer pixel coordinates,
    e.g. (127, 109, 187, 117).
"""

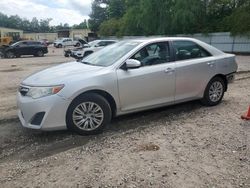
(70, 52, 83, 58)
(17, 92, 71, 131)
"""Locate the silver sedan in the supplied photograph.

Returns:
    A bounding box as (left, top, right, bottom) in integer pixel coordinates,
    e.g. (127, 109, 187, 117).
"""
(17, 37, 238, 135)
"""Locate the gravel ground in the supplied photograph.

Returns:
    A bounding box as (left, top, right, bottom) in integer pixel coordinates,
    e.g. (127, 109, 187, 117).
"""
(0, 49, 249, 188)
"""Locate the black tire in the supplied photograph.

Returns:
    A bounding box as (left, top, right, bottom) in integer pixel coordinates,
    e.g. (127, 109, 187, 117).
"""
(201, 77, 226, 106)
(36, 50, 44, 57)
(64, 52, 70, 57)
(66, 93, 112, 135)
(58, 44, 62, 48)
(75, 43, 81, 47)
(5, 51, 15, 58)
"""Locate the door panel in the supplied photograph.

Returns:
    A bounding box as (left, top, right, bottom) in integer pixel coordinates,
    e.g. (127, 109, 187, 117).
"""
(172, 40, 216, 102)
(18, 42, 29, 55)
(117, 63, 175, 111)
(175, 57, 216, 101)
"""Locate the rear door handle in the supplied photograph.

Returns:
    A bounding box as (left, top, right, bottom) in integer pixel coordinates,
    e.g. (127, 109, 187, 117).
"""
(164, 68, 175, 73)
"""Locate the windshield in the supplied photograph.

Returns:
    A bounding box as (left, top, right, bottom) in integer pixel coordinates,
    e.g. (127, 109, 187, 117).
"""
(10, 42, 20, 47)
(81, 41, 141, 67)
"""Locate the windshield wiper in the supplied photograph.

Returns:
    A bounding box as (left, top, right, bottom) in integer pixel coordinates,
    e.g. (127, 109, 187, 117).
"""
(81, 61, 105, 67)
(81, 61, 92, 65)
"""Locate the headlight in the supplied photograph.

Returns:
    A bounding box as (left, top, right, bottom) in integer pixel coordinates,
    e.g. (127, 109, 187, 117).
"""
(26, 85, 64, 99)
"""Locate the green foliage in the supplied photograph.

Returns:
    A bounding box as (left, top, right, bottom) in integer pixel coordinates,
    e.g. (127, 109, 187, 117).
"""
(89, 0, 109, 32)
(224, 1, 250, 35)
(99, 18, 121, 36)
(108, 0, 125, 19)
(72, 20, 88, 29)
(0, 12, 88, 33)
(96, 0, 250, 36)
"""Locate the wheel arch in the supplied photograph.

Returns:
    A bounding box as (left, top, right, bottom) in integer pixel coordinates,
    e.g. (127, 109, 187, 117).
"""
(210, 74, 228, 91)
(70, 89, 117, 117)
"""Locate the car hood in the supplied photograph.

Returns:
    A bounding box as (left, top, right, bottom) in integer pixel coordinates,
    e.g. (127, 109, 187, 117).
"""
(22, 62, 104, 86)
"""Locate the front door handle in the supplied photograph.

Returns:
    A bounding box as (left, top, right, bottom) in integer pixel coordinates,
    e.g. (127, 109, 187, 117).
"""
(207, 62, 215, 67)
(164, 68, 174, 73)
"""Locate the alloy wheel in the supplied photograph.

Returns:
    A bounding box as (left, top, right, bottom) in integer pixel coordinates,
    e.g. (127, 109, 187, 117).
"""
(209, 81, 223, 102)
(72, 102, 104, 131)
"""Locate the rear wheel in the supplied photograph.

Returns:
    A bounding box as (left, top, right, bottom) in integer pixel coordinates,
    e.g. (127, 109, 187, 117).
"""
(58, 44, 62, 48)
(201, 77, 226, 106)
(66, 93, 112, 135)
(36, 50, 44, 57)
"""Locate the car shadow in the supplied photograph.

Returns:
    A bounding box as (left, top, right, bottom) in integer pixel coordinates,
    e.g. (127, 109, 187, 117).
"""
(1, 100, 203, 162)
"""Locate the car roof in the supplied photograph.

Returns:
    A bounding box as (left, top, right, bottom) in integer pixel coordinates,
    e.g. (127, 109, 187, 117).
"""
(123, 37, 224, 56)
(18, 40, 41, 43)
(123, 37, 201, 43)
(93, 39, 117, 42)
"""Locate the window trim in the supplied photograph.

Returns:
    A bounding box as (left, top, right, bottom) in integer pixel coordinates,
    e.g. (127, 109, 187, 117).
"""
(119, 41, 175, 70)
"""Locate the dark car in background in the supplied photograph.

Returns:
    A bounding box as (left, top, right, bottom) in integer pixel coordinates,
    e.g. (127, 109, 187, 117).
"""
(2, 41, 48, 58)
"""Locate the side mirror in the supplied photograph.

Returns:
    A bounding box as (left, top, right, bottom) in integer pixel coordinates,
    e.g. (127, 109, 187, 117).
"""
(125, 59, 141, 69)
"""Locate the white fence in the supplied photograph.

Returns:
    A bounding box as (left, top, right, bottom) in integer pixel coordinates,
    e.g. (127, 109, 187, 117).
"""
(103, 32, 250, 53)
(177, 32, 250, 53)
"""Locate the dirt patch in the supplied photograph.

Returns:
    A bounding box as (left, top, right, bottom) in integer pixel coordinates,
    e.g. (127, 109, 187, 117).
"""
(0, 68, 23, 72)
(0, 52, 249, 187)
(136, 143, 160, 151)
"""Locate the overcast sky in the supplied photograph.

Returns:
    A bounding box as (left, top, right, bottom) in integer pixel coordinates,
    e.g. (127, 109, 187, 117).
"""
(0, 0, 92, 26)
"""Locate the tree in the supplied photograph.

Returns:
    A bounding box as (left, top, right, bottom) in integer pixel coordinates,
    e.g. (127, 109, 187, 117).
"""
(39, 18, 52, 33)
(99, 18, 121, 36)
(224, 1, 250, 35)
(89, 0, 109, 32)
(108, 0, 125, 19)
(171, 0, 204, 34)
(0, 12, 79, 33)
(73, 20, 88, 29)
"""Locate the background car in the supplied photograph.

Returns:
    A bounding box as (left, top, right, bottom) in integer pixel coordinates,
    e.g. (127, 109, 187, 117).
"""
(2, 40, 48, 58)
(53, 38, 81, 48)
(17, 37, 237, 135)
(40, 39, 51, 47)
(64, 39, 89, 57)
(70, 39, 117, 59)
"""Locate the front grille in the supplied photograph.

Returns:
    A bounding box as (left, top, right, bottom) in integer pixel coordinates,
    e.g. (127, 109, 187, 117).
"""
(19, 86, 29, 96)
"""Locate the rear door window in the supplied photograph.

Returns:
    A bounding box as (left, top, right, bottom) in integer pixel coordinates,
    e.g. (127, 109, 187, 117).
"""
(172, 40, 211, 61)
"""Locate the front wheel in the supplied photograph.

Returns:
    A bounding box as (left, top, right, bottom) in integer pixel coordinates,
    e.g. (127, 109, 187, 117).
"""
(66, 93, 112, 135)
(6, 51, 15, 58)
(75, 43, 81, 47)
(201, 77, 226, 106)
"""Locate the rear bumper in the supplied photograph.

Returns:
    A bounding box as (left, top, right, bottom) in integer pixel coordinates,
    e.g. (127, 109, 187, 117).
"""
(226, 72, 236, 83)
